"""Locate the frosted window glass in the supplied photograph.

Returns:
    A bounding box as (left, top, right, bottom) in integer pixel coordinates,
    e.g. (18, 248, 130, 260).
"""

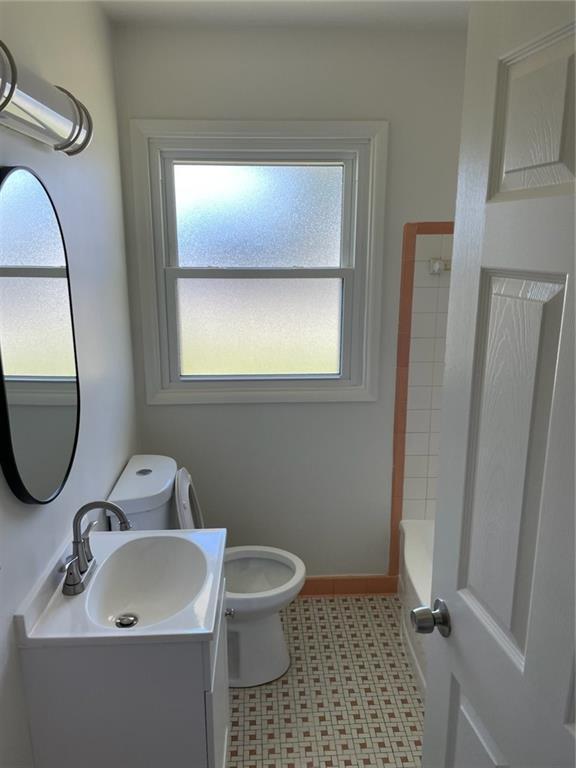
(176, 278, 342, 376)
(0, 170, 65, 267)
(174, 164, 343, 268)
(0, 278, 76, 377)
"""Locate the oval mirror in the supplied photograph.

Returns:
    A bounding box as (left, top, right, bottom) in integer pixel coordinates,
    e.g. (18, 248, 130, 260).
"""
(0, 167, 80, 503)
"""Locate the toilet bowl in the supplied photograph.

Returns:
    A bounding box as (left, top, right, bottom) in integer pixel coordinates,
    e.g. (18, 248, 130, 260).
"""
(175, 467, 306, 687)
(108, 455, 306, 688)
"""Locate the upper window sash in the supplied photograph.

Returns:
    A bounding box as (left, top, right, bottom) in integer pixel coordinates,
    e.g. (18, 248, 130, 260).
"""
(158, 152, 359, 270)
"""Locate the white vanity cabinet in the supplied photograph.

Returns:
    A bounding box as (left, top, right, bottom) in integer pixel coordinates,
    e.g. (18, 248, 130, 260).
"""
(17, 560, 229, 768)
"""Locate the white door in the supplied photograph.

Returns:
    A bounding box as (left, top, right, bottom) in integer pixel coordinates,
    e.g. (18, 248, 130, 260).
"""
(420, 4, 575, 767)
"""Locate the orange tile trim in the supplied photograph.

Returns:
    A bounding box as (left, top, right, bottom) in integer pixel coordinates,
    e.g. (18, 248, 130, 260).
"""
(301, 575, 398, 596)
(387, 222, 454, 578)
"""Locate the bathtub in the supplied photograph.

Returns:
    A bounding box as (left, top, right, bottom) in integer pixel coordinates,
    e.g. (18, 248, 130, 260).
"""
(399, 519, 434, 695)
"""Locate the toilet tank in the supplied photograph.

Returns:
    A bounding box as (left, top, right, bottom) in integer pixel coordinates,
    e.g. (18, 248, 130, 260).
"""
(107, 455, 177, 530)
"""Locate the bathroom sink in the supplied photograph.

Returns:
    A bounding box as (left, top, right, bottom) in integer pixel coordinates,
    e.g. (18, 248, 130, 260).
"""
(14, 529, 226, 646)
(87, 536, 207, 628)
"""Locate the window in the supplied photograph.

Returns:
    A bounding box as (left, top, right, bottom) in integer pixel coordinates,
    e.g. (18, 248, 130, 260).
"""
(131, 121, 388, 403)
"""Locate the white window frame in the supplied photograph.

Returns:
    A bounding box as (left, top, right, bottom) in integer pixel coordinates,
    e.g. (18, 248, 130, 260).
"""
(129, 120, 388, 404)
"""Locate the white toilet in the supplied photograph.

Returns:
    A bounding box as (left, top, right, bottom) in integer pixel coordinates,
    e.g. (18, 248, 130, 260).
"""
(108, 455, 306, 687)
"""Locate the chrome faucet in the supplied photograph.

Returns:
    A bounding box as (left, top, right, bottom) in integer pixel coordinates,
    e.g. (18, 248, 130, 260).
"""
(62, 501, 132, 596)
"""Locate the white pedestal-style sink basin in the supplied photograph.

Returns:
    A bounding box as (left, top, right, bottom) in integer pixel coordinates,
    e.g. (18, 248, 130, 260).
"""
(15, 528, 226, 643)
(87, 535, 208, 628)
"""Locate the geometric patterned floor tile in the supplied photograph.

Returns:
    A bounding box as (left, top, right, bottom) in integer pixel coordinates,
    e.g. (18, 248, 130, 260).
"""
(228, 596, 423, 768)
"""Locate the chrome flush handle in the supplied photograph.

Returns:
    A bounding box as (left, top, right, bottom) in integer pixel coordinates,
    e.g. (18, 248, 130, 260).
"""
(410, 598, 451, 637)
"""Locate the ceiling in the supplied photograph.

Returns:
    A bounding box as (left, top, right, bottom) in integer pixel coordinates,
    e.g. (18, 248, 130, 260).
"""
(101, 0, 470, 29)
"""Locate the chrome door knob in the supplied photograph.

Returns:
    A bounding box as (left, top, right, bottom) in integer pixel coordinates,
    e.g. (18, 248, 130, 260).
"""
(410, 598, 451, 637)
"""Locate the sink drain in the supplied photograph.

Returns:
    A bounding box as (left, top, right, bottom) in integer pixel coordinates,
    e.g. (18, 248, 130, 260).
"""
(115, 613, 139, 629)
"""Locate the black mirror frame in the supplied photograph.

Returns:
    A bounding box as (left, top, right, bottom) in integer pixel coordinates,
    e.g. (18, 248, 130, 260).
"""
(0, 166, 81, 504)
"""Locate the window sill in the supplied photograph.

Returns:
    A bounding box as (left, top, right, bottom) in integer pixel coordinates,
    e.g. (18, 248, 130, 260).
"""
(146, 381, 378, 405)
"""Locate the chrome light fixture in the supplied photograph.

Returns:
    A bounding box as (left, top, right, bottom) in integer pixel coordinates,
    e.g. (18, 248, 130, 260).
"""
(0, 40, 92, 155)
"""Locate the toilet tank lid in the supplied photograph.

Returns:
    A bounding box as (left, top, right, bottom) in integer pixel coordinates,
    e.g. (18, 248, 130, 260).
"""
(108, 455, 177, 515)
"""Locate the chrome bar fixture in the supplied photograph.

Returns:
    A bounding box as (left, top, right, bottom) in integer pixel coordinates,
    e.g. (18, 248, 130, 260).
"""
(0, 40, 92, 155)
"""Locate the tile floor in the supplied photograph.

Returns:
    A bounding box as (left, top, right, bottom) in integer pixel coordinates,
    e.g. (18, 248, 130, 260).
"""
(227, 595, 424, 768)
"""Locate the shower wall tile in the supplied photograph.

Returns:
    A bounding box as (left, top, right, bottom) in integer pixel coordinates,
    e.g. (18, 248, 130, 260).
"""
(410, 338, 435, 362)
(407, 386, 432, 410)
(402, 233, 452, 525)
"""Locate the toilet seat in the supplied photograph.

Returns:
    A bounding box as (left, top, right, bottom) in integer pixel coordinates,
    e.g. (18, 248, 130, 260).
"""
(225, 545, 306, 618)
(175, 467, 204, 529)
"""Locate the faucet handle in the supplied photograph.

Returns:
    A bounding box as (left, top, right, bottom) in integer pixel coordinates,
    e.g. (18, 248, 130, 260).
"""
(81, 520, 98, 563)
(62, 556, 84, 596)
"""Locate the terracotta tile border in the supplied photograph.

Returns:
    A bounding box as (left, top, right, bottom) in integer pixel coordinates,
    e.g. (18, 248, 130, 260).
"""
(387, 221, 454, 578)
(301, 575, 398, 596)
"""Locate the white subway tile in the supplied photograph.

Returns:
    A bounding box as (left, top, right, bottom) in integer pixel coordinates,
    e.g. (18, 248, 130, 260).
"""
(435, 312, 448, 338)
(412, 287, 438, 313)
(425, 500, 437, 520)
(437, 286, 450, 313)
(404, 455, 428, 478)
(438, 269, 451, 287)
(409, 362, 434, 386)
(403, 500, 426, 519)
(405, 433, 429, 455)
(434, 337, 446, 362)
(410, 338, 435, 362)
(429, 433, 441, 455)
(431, 386, 443, 410)
(430, 410, 442, 433)
(432, 362, 444, 386)
(411, 313, 437, 339)
(407, 385, 432, 410)
(427, 455, 439, 477)
(404, 477, 428, 500)
(441, 235, 454, 261)
(427, 477, 438, 499)
(406, 409, 431, 433)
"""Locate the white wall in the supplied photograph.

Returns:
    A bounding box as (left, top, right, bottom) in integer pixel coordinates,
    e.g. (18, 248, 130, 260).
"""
(0, 4, 136, 766)
(403, 234, 453, 521)
(113, 22, 466, 575)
